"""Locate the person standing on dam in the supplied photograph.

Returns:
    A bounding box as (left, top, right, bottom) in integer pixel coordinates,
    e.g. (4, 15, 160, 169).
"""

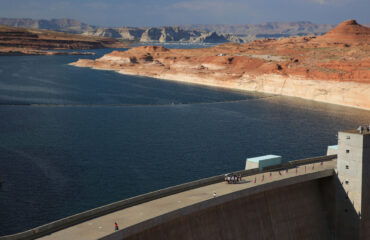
(114, 222, 119, 231)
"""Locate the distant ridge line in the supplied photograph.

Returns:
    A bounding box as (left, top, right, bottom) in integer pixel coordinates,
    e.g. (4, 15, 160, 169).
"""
(2, 17, 368, 43)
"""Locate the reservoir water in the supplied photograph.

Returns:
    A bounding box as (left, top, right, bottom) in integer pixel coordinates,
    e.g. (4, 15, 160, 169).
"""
(0, 46, 369, 235)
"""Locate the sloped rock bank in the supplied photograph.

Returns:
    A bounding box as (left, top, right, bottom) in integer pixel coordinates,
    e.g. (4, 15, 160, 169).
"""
(72, 20, 370, 110)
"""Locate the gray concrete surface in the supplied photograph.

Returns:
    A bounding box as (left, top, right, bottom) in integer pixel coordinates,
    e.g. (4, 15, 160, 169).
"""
(122, 178, 334, 240)
(36, 160, 336, 240)
(336, 129, 370, 239)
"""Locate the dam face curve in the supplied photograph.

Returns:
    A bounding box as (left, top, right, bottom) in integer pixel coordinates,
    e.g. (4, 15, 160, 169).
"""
(109, 178, 335, 240)
(1, 156, 335, 240)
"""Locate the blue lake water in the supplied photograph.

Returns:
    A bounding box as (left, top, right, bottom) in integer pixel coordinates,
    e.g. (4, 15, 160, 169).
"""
(0, 45, 369, 235)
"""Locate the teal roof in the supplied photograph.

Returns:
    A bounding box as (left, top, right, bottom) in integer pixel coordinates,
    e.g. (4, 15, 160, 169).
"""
(247, 155, 281, 163)
(328, 145, 339, 150)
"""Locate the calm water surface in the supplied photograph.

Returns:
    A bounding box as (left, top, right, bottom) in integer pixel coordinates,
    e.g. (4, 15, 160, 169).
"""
(0, 46, 369, 235)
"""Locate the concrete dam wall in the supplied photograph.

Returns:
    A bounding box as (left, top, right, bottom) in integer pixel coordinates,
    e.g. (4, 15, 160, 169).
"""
(0, 156, 334, 240)
(105, 177, 335, 240)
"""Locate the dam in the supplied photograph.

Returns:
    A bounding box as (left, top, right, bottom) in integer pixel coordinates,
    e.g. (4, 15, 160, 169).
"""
(1, 127, 369, 240)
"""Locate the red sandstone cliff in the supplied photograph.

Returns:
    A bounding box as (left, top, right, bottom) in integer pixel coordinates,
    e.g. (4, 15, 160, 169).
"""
(319, 20, 370, 42)
(72, 20, 370, 110)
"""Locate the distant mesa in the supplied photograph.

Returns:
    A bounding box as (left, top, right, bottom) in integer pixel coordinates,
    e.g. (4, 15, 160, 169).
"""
(3, 17, 369, 43)
(320, 19, 370, 42)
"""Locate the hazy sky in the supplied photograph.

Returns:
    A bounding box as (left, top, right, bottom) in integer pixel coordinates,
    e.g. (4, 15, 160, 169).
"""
(0, 0, 369, 27)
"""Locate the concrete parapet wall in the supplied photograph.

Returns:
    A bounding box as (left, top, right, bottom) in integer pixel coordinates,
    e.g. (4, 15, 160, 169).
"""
(103, 170, 335, 240)
(0, 155, 336, 240)
(264, 155, 337, 171)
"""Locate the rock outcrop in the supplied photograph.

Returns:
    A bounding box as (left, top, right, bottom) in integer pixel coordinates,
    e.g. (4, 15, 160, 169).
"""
(0, 25, 131, 55)
(72, 20, 370, 110)
(84, 27, 146, 41)
(318, 20, 370, 42)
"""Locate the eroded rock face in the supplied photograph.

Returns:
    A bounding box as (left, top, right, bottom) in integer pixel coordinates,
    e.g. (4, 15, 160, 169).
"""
(71, 26, 243, 43)
(0, 25, 131, 52)
(72, 20, 370, 110)
(138, 27, 234, 43)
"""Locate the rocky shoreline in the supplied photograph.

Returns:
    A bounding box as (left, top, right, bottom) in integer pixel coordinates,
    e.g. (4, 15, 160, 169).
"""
(72, 60, 370, 110)
(71, 20, 370, 110)
(0, 48, 96, 56)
